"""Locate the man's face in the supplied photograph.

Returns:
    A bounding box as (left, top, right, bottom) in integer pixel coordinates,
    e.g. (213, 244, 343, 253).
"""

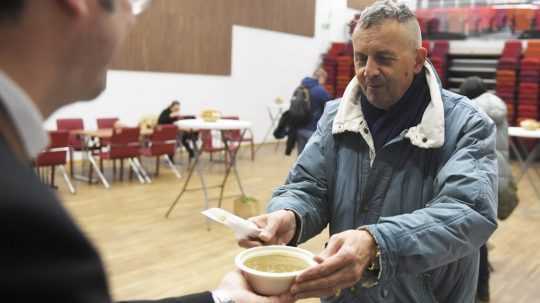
(352, 20, 424, 110)
(69, 0, 135, 100)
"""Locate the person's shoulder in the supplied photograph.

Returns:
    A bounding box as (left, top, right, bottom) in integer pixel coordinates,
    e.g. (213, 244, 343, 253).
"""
(441, 89, 493, 126)
(316, 84, 332, 93)
(322, 99, 340, 116)
(316, 99, 340, 131)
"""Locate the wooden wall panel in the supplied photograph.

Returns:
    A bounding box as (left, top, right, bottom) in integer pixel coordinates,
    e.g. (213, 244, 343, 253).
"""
(347, 0, 376, 10)
(231, 0, 315, 37)
(112, 0, 316, 75)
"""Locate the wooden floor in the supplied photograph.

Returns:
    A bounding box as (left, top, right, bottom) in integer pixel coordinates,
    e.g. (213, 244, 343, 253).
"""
(55, 144, 540, 303)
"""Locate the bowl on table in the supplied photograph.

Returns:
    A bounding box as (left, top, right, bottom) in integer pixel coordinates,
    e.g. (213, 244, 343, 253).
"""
(201, 109, 221, 122)
(235, 245, 317, 296)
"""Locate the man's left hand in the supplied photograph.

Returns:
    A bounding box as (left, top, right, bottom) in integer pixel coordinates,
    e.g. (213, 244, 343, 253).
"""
(290, 229, 377, 299)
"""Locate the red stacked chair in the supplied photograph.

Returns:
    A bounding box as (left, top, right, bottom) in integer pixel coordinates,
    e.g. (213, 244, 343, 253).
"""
(430, 40, 449, 87)
(496, 40, 522, 125)
(477, 8, 496, 34)
(35, 130, 76, 194)
(321, 43, 347, 98)
(534, 10, 540, 31)
(517, 41, 540, 123)
(513, 8, 535, 32)
(320, 42, 355, 98)
(491, 9, 507, 32)
(336, 55, 354, 97)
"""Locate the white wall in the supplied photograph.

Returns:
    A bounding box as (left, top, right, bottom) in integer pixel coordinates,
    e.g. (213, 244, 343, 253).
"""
(45, 0, 361, 143)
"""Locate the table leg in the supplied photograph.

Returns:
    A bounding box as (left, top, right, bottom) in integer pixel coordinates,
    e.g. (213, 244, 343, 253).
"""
(510, 137, 528, 181)
(165, 142, 203, 218)
(255, 108, 282, 154)
(218, 129, 247, 209)
(511, 138, 540, 200)
(87, 152, 110, 189)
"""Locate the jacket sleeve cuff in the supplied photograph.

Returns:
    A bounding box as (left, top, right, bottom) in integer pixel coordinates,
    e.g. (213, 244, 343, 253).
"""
(267, 198, 309, 244)
(284, 208, 303, 246)
(360, 225, 393, 284)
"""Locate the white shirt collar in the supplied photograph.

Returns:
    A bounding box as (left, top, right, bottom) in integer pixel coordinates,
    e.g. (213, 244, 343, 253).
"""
(0, 71, 49, 158)
(332, 61, 445, 151)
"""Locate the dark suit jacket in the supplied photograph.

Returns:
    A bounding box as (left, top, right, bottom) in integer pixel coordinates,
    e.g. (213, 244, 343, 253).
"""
(0, 135, 213, 303)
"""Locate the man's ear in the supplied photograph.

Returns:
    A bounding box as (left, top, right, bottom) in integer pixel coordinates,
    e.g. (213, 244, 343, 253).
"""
(414, 47, 428, 74)
(57, 0, 90, 17)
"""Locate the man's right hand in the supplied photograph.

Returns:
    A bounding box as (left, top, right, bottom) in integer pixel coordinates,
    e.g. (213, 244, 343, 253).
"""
(238, 210, 297, 248)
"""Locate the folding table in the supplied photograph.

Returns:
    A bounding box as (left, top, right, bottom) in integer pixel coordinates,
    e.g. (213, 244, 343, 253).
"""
(165, 119, 252, 218)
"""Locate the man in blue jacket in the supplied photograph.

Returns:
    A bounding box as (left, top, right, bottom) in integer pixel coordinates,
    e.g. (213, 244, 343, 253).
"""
(296, 68, 332, 154)
(240, 1, 498, 302)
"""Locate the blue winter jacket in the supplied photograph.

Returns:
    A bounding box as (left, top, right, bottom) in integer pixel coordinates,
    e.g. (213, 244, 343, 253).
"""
(300, 77, 332, 132)
(268, 62, 498, 303)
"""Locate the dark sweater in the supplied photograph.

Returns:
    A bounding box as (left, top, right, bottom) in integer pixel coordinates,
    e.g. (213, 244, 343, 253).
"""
(360, 68, 431, 151)
(158, 108, 178, 125)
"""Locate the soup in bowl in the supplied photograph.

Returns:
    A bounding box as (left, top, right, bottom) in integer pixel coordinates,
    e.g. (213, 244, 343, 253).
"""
(235, 245, 317, 295)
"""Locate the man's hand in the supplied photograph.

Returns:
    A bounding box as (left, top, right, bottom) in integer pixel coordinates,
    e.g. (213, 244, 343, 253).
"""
(238, 210, 296, 248)
(290, 230, 377, 299)
(214, 270, 295, 303)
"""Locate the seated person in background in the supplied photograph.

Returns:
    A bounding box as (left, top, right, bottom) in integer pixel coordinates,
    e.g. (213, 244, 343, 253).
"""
(158, 100, 197, 159)
(158, 100, 182, 124)
(459, 76, 519, 303)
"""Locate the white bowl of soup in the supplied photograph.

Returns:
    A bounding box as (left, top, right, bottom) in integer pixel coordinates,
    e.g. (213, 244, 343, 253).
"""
(235, 245, 317, 296)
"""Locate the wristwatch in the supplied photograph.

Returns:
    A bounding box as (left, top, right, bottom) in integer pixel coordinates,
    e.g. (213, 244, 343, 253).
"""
(212, 290, 235, 303)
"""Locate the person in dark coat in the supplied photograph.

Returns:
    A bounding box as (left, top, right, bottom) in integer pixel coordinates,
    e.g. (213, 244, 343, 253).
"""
(296, 68, 332, 154)
(158, 100, 197, 159)
(0, 1, 292, 303)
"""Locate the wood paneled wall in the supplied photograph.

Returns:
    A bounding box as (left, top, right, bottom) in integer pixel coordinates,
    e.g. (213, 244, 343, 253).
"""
(112, 0, 315, 75)
(347, 0, 376, 10)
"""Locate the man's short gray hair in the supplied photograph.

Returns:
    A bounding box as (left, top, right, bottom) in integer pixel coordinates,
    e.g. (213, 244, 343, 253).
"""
(355, 0, 421, 48)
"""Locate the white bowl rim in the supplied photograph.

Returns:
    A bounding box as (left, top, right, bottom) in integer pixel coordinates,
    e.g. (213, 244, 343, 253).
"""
(235, 245, 317, 278)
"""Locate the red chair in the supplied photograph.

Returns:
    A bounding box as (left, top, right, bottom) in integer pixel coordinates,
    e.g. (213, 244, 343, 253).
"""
(35, 131, 76, 194)
(200, 130, 228, 163)
(140, 125, 181, 178)
(96, 127, 150, 184)
(97, 117, 119, 129)
(56, 118, 85, 177)
(96, 117, 120, 147)
(221, 116, 255, 161)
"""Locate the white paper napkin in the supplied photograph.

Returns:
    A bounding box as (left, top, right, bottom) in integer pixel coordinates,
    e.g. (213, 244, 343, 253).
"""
(202, 208, 261, 239)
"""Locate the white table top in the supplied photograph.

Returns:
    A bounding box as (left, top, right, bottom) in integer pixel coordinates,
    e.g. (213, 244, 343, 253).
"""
(175, 118, 252, 130)
(509, 126, 540, 139)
